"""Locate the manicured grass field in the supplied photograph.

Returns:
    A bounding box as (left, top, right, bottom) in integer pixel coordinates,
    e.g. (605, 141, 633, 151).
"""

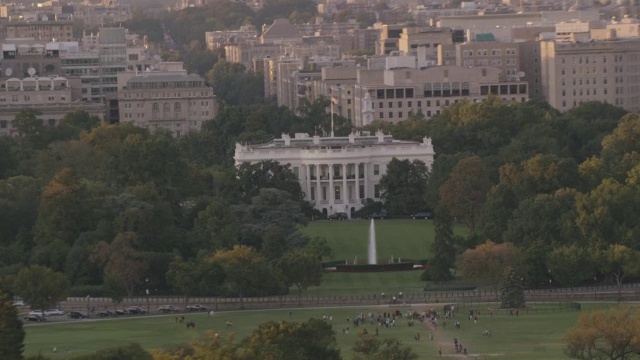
(24, 303, 598, 359)
(300, 219, 467, 262)
(298, 219, 467, 296)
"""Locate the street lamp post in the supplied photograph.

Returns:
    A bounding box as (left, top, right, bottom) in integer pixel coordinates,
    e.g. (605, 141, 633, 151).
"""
(86, 294, 90, 318)
(145, 278, 150, 315)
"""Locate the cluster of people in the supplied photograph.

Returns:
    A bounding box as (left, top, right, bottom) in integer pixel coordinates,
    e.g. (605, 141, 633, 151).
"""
(453, 338, 467, 355)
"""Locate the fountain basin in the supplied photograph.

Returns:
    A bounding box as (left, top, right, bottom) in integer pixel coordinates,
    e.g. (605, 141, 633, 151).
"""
(332, 262, 421, 272)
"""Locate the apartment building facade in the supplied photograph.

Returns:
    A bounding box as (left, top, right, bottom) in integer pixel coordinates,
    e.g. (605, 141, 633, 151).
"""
(0, 76, 104, 136)
(117, 71, 216, 138)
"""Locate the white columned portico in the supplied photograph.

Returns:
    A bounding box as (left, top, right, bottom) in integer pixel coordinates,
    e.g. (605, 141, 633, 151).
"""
(355, 162, 360, 201)
(342, 163, 348, 210)
(329, 164, 335, 208)
(305, 164, 311, 201)
(315, 164, 321, 204)
(363, 162, 369, 199)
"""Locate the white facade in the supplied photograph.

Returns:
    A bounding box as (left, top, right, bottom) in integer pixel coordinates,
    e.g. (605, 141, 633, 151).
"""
(234, 131, 435, 217)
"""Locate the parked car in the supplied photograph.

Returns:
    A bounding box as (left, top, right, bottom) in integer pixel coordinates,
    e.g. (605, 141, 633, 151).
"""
(368, 212, 387, 220)
(24, 314, 46, 322)
(328, 212, 348, 220)
(115, 309, 129, 316)
(411, 211, 434, 220)
(67, 311, 88, 319)
(28, 310, 45, 317)
(44, 309, 65, 317)
(186, 304, 208, 312)
(125, 306, 147, 315)
(12, 298, 25, 307)
(97, 310, 115, 317)
(159, 305, 180, 313)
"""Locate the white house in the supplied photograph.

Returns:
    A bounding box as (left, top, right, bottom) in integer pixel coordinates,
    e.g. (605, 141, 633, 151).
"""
(234, 131, 435, 218)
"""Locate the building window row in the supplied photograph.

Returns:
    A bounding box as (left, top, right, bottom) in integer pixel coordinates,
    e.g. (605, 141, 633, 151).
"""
(480, 84, 527, 96)
(374, 88, 415, 99)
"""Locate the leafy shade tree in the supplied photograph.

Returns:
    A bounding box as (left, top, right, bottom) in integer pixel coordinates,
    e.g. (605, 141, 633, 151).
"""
(56, 110, 102, 141)
(598, 245, 640, 302)
(210, 245, 283, 308)
(277, 249, 323, 296)
(575, 179, 640, 248)
(423, 207, 455, 282)
(33, 167, 93, 254)
(12, 265, 70, 310)
(353, 334, 418, 360)
(547, 245, 596, 288)
(439, 155, 492, 232)
(305, 236, 333, 261)
(166, 256, 224, 302)
(91, 232, 147, 297)
(457, 240, 520, 294)
(564, 307, 640, 360)
(207, 61, 264, 105)
(13, 108, 51, 149)
(236, 160, 304, 201)
(500, 266, 525, 309)
(379, 158, 429, 215)
(239, 318, 341, 360)
(0, 292, 24, 360)
(296, 97, 351, 136)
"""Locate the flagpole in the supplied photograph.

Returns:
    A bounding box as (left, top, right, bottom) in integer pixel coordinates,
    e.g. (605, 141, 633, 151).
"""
(330, 98, 335, 137)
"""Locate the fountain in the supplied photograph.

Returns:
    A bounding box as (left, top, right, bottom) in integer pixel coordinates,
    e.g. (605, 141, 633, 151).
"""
(368, 219, 377, 265)
(326, 217, 425, 272)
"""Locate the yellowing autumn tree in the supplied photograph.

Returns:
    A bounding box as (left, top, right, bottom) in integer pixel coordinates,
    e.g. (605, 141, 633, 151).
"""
(457, 240, 520, 294)
(565, 307, 640, 360)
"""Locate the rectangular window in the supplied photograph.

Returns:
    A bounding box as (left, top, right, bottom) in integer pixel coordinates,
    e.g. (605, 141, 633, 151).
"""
(359, 185, 365, 199)
(335, 186, 341, 200)
(322, 186, 327, 201)
(374, 164, 380, 176)
(310, 187, 315, 201)
(374, 185, 381, 198)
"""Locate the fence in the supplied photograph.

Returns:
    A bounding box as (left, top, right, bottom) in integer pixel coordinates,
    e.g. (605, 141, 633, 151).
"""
(60, 283, 640, 314)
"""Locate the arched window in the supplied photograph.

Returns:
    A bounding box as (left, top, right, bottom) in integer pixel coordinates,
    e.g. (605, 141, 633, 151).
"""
(175, 102, 181, 112)
(152, 103, 159, 111)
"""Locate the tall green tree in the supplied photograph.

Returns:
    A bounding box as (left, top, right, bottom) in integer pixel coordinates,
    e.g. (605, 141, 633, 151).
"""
(439, 155, 492, 232)
(91, 232, 147, 297)
(500, 265, 525, 309)
(236, 160, 303, 201)
(598, 245, 640, 301)
(210, 245, 283, 307)
(277, 249, 323, 296)
(0, 292, 24, 360)
(546, 245, 596, 288)
(12, 265, 70, 310)
(423, 206, 455, 282)
(379, 158, 429, 215)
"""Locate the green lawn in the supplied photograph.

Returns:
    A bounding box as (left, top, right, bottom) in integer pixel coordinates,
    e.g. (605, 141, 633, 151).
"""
(297, 219, 467, 296)
(24, 303, 601, 359)
(300, 219, 467, 262)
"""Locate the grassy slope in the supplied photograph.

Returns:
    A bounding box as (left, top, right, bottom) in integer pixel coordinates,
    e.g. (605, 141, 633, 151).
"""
(298, 219, 466, 296)
(25, 304, 597, 359)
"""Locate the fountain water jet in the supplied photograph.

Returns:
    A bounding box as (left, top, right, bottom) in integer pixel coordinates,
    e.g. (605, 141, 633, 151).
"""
(368, 219, 377, 265)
